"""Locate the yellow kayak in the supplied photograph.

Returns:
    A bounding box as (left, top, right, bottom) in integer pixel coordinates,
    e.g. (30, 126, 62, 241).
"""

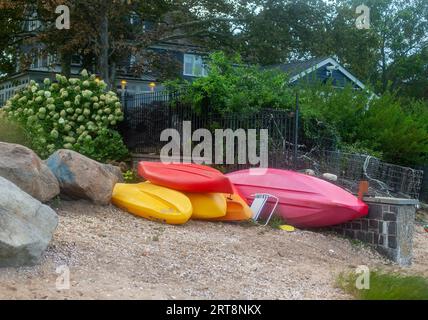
(185, 193, 227, 220)
(112, 183, 192, 225)
(210, 193, 253, 221)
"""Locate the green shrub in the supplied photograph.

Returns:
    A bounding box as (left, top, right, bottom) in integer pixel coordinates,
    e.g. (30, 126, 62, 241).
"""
(298, 84, 428, 166)
(338, 270, 428, 300)
(3, 70, 129, 161)
(358, 92, 428, 166)
(167, 51, 294, 115)
(0, 111, 32, 148)
(166, 51, 428, 167)
(123, 169, 139, 183)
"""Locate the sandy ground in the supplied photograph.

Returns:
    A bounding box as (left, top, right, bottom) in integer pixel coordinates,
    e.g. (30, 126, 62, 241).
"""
(0, 200, 427, 300)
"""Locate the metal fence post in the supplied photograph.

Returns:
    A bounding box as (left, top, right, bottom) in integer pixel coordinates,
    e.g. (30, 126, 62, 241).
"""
(293, 91, 300, 169)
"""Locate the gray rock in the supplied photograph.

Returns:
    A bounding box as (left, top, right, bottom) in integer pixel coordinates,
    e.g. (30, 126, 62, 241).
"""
(103, 164, 124, 183)
(46, 149, 120, 205)
(322, 173, 338, 182)
(0, 177, 58, 267)
(0, 142, 60, 202)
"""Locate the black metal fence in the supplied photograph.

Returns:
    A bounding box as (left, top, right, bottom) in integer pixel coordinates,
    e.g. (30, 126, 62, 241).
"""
(120, 90, 424, 200)
(417, 166, 428, 203)
(119, 90, 297, 164)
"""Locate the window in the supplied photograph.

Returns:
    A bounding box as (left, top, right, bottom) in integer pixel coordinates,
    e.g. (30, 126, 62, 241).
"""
(47, 54, 58, 65)
(27, 12, 41, 31)
(183, 54, 207, 77)
(130, 55, 137, 67)
(71, 55, 82, 66)
(31, 53, 39, 69)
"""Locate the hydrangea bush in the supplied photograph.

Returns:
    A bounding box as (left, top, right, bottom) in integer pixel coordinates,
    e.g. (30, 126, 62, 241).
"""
(3, 70, 129, 161)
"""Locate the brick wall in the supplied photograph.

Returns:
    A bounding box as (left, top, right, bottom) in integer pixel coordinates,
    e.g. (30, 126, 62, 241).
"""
(330, 197, 418, 266)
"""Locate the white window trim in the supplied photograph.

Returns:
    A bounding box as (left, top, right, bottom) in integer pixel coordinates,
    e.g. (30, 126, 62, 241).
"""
(183, 54, 207, 77)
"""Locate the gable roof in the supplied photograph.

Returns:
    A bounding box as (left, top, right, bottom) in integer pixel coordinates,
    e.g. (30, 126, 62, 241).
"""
(270, 56, 329, 77)
(268, 56, 366, 90)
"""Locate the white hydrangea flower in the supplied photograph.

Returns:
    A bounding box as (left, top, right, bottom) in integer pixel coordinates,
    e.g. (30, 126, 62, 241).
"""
(82, 90, 93, 98)
(44, 78, 51, 85)
(80, 69, 89, 77)
(44, 91, 52, 98)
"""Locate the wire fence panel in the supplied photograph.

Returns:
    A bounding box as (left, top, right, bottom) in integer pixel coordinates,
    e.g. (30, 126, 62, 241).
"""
(294, 149, 424, 199)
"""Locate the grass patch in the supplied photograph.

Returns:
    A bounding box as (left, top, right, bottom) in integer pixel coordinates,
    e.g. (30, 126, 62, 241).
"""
(338, 270, 428, 300)
(0, 112, 32, 147)
(238, 219, 259, 228)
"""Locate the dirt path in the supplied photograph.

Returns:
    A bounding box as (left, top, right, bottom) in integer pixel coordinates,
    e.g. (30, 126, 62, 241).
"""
(0, 200, 426, 300)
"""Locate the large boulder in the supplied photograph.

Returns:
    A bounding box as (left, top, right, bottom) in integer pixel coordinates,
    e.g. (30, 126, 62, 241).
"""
(46, 149, 121, 205)
(0, 142, 60, 202)
(103, 164, 125, 183)
(0, 177, 58, 267)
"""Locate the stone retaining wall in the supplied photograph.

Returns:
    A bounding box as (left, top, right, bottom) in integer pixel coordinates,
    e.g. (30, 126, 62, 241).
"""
(330, 197, 418, 266)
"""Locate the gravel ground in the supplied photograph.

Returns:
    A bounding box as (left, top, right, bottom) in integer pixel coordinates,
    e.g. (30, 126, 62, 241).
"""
(0, 200, 426, 300)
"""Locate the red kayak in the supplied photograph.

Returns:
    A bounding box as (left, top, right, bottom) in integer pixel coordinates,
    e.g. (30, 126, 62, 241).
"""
(226, 168, 368, 228)
(138, 162, 234, 194)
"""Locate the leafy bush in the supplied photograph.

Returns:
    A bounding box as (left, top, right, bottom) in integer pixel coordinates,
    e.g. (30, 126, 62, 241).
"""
(358, 92, 428, 165)
(123, 169, 140, 183)
(298, 84, 428, 166)
(167, 51, 294, 115)
(166, 51, 428, 166)
(3, 70, 129, 161)
(0, 111, 32, 148)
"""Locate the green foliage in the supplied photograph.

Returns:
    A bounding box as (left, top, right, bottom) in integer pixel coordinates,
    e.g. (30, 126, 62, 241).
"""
(298, 83, 428, 166)
(0, 111, 32, 148)
(167, 52, 294, 115)
(123, 169, 139, 184)
(267, 216, 287, 230)
(167, 51, 428, 166)
(338, 270, 428, 300)
(3, 70, 128, 162)
(73, 128, 129, 163)
(358, 92, 428, 165)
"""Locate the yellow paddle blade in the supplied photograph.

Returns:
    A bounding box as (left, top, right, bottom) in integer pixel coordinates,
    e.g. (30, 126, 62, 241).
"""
(280, 225, 295, 232)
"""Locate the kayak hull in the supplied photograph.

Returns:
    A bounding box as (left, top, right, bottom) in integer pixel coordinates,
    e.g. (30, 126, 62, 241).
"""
(186, 192, 227, 219)
(226, 168, 368, 228)
(210, 193, 253, 222)
(138, 162, 234, 194)
(112, 183, 192, 225)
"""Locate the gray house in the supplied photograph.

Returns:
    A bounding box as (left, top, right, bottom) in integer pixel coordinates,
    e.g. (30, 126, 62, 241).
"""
(269, 56, 367, 90)
(0, 14, 208, 106)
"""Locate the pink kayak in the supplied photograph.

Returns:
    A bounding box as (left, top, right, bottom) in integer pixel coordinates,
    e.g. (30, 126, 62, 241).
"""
(226, 168, 368, 228)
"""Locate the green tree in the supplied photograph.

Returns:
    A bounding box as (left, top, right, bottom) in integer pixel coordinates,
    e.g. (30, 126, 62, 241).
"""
(167, 51, 294, 115)
(1, 0, 250, 88)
